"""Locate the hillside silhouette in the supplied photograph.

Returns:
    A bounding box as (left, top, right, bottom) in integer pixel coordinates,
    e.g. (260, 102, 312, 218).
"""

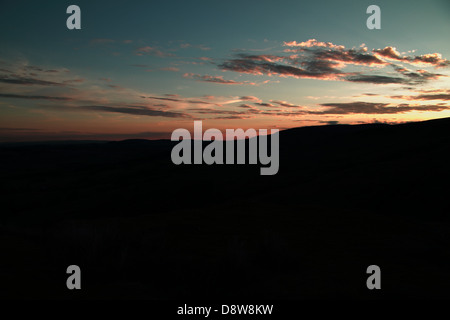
(1, 117, 450, 299)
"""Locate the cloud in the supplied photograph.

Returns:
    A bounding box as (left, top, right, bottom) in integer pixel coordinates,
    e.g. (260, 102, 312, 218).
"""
(283, 40, 386, 66)
(412, 93, 450, 101)
(146, 95, 216, 105)
(0, 62, 84, 89)
(136, 46, 175, 57)
(254, 102, 275, 107)
(64, 78, 85, 84)
(389, 90, 450, 101)
(0, 130, 172, 142)
(374, 46, 450, 67)
(107, 84, 124, 90)
(240, 96, 262, 103)
(344, 74, 407, 84)
(390, 64, 445, 84)
(308, 49, 386, 67)
(187, 104, 262, 118)
(284, 39, 345, 50)
(300, 59, 344, 74)
(178, 43, 211, 51)
(187, 108, 244, 115)
(313, 101, 449, 114)
(81, 105, 189, 118)
(218, 39, 449, 85)
(24, 65, 64, 73)
(213, 115, 250, 120)
(0, 92, 190, 118)
(0, 127, 42, 132)
(219, 58, 341, 80)
(412, 53, 450, 67)
(237, 104, 261, 113)
(271, 100, 304, 108)
(147, 96, 182, 102)
(0, 93, 73, 101)
(373, 47, 405, 60)
(183, 73, 256, 85)
(0, 76, 66, 86)
(186, 100, 214, 105)
(319, 120, 340, 125)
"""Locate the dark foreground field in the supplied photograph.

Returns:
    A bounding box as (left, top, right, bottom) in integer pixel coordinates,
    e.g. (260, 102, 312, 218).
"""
(2, 118, 450, 299)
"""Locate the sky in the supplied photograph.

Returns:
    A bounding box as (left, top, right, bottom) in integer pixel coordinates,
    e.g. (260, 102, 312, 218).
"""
(0, 0, 450, 141)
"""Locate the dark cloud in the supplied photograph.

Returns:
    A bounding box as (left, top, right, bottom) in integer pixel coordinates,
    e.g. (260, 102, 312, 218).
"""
(187, 105, 261, 117)
(63, 78, 85, 84)
(254, 102, 275, 107)
(0, 127, 42, 132)
(314, 101, 449, 114)
(260, 110, 307, 116)
(146, 95, 215, 105)
(237, 104, 261, 114)
(0, 93, 73, 101)
(0, 93, 190, 118)
(413, 93, 450, 101)
(218, 40, 449, 85)
(183, 73, 249, 85)
(374, 47, 450, 67)
(389, 91, 450, 101)
(373, 47, 407, 61)
(300, 59, 343, 74)
(319, 120, 340, 125)
(107, 84, 123, 89)
(412, 54, 450, 67)
(344, 74, 407, 84)
(135, 46, 175, 58)
(81, 105, 190, 118)
(240, 96, 261, 102)
(310, 48, 386, 66)
(147, 96, 182, 102)
(186, 100, 213, 105)
(283, 41, 386, 67)
(0, 76, 66, 86)
(221, 55, 434, 84)
(0, 130, 171, 142)
(271, 100, 303, 108)
(24, 65, 63, 73)
(390, 64, 445, 84)
(213, 115, 250, 120)
(187, 108, 244, 115)
(219, 58, 339, 80)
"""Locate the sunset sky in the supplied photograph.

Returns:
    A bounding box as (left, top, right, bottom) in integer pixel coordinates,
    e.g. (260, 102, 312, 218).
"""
(1, 0, 450, 141)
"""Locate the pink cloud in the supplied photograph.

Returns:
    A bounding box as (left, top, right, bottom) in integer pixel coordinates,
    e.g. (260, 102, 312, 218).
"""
(283, 39, 345, 50)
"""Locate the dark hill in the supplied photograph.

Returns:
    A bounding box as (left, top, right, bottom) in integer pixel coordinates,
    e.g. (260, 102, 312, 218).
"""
(1, 117, 450, 299)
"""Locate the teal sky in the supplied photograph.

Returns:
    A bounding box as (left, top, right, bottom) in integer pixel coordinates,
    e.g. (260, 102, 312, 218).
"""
(1, 0, 449, 141)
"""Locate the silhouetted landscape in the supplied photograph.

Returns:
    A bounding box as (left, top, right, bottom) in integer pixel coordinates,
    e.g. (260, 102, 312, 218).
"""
(2, 117, 450, 299)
